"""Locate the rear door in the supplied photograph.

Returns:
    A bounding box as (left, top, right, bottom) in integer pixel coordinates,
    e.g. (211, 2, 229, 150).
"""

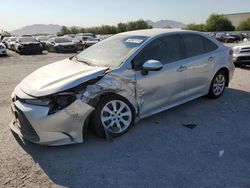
(180, 34, 218, 98)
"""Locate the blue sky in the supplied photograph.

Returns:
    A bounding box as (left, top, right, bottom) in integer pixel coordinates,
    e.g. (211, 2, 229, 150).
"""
(1, 0, 250, 31)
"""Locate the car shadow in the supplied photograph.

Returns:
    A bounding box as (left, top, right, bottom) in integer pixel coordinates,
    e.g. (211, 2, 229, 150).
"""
(13, 87, 250, 187)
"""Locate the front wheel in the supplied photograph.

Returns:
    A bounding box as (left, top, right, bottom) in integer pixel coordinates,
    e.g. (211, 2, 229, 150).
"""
(91, 95, 135, 138)
(208, 71, 226, 99)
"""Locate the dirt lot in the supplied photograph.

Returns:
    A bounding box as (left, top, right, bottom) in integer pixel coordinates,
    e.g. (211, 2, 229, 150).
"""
(0, 49, 250, 188)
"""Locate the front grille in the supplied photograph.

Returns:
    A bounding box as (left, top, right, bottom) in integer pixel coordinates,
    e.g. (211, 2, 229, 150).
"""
(238, 56, 250, 62)
(240, 47, 250, 53)
(14, 105, 40, 142)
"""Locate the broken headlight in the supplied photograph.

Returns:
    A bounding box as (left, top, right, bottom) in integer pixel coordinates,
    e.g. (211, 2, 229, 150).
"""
(48, 92, 76, 115)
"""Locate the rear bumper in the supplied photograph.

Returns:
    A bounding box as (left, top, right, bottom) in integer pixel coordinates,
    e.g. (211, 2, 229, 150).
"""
(10, 99, 94, 146)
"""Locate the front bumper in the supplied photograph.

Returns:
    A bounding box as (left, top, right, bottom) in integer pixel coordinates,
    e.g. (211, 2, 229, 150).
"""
(10, 99, 94, 146)
(0, 49, 6, 55)
(55, 46, 77, 53)
(233, 52, 250, 65)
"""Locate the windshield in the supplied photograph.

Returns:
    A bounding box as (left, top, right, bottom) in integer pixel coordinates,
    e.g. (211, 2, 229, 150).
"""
(19, 37, 38, 42)
(55, 37, 72, 43)
(76, 35, 148, 68)
(10, 38, 17, 41)
(38, 36, 49, 41)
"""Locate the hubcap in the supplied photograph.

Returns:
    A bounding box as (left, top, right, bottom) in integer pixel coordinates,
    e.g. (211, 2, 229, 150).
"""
(101, 100, 132, 134)
(213, 74, 225, 96)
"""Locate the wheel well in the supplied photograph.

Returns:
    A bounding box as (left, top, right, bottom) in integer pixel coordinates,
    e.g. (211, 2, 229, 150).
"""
(92, 92, 137, 115)
(217, 67, 229, 87)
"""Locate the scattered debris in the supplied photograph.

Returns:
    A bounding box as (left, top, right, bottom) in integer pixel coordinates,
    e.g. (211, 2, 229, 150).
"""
(104, 128, 114, 142)
(182, 124, 197, 129)
(219, 150, 225, 158)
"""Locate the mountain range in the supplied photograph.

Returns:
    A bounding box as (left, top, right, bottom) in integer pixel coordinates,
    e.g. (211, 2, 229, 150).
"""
(146, 20, 186, 29)
(10, 20, 186, 35)
(10, 24, 62, 35)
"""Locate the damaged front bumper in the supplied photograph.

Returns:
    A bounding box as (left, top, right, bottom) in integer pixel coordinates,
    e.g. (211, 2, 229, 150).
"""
(10, 99, 94, 146)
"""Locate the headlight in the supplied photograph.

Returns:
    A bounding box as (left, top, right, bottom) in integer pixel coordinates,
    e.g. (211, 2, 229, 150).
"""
(23, 92, 76, 115)
(24, 98, 51, 106)
(48, 93, 76, 115)
(233, 47, 240, 53)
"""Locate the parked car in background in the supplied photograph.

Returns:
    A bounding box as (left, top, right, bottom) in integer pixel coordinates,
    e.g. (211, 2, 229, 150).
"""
(76, 33, 96, 38)
(14, 37, 43, 54)
(6, 37, 17, 50)
(215, 33, 236, 43)
(9, 29, 235, 146)
(36, 36, 49, 50)
(233, 42, 250, 67)
(0, 42, 7, 56)
(1, 37, 9, 47)
(46, 37, 77, 53)
(74, 36, 100, 50)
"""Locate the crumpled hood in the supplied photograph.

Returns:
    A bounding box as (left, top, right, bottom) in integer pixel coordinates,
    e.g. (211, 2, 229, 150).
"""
(18, 58, 108, 97)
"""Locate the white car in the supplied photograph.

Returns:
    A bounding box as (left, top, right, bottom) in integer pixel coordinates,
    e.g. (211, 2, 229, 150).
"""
(0, 42, 7, 55)
(233, 42, 250, 67)
(10, 29, 235, 146)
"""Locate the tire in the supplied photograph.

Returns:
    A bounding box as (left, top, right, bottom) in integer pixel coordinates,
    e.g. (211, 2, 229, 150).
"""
(208, 70, 227, 99)
(91, 94, 135, 138)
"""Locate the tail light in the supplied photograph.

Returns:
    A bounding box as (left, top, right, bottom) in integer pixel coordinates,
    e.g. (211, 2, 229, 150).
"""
(229, 48, 233, 56)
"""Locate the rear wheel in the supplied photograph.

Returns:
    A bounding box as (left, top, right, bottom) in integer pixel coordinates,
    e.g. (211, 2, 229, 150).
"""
(91, 95, 135, 138)
(208, 71, 226, 99)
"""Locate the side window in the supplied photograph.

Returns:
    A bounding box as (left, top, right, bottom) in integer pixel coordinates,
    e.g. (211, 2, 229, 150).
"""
(133, 35, 183, 70)
(182, 34, 205, 58)
(202, 37, 218, 53)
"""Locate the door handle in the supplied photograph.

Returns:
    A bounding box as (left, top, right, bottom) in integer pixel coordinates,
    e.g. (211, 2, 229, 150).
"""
(208, 57, 215, 63)
(176, 65, 187, 72)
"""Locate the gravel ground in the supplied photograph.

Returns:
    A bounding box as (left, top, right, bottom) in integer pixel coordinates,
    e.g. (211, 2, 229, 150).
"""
(0, 49, 250, 188)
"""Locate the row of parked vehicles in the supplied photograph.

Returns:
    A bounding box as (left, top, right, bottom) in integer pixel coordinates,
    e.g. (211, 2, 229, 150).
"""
(209, 32, 249, 43)
(0, 33, 101, 55)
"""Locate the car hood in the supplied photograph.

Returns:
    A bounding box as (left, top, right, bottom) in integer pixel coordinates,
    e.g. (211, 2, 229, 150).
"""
(56, 42, 75, 46)
(18, 58, 108, 97)
(20, 42, 40, 45)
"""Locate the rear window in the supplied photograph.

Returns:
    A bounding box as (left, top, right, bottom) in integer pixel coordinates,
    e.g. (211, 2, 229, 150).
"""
(55, 38, 72, 43)
(203, 37, 218, 53)
(182, 34, 205, 58)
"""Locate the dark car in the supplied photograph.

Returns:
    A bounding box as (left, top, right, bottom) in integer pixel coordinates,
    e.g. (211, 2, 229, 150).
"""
(36, 36, 49, 50)
(46, 37, 77, 53)
(215, 33, 236, 43)
(14, 37, 43, 55)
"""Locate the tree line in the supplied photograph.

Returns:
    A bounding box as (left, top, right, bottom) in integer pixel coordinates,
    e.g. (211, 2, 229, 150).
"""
(58, 20, 152, 35)
(186, 14, 250, 32)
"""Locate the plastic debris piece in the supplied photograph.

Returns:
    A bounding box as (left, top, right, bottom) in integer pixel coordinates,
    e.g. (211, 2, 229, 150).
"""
(219, 150, 225, 158)
(104, 128, 114, 142)
(182, 124, 197, 129)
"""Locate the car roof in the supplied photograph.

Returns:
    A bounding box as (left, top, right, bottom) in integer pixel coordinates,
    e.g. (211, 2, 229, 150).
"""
(118, 29, 200, 37)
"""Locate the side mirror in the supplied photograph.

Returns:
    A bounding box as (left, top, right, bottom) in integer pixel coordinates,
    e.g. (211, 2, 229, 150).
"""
(142, 60, 163, 75)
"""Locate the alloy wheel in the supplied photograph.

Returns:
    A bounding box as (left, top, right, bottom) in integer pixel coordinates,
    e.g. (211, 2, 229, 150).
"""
(101, 100, 132, 134)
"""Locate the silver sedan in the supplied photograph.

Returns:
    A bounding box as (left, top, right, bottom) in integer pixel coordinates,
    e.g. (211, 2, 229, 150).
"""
(10, 29, 235, 146)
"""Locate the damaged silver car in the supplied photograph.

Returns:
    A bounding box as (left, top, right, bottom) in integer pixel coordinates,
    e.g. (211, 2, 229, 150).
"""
(10, 29, 235, 146)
